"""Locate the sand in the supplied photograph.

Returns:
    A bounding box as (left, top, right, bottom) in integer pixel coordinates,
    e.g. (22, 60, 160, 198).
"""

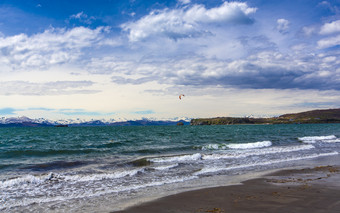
(113, 165, 340, 213)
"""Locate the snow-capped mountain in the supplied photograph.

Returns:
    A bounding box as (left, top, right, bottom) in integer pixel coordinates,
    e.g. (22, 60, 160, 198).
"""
(0, 116, 191, 127)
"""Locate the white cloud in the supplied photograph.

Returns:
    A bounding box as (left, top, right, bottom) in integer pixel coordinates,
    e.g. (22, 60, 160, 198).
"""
(317, 34, 340, 48)
(322, 56, 337, 63)
(121, 2, 257, 42)
(0, 81, 99, 96)
(301, 26, 316, 36)
(0, 26, 109, 70)
(70, 11, 86, 19)
(69, 11, 96, 24)
(320, 20, 340, 35)
(178, 0, 191, 5)
(276, 18, 290, 34)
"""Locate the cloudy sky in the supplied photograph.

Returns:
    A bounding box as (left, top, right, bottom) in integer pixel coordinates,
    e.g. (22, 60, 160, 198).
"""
(0, 0, 340, 120)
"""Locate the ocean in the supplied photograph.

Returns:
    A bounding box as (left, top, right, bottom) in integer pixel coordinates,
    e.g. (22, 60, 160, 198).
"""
(1, 124, 340, 212)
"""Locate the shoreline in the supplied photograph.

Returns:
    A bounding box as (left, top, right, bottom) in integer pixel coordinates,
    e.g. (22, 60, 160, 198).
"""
(113, 165, 340, 213)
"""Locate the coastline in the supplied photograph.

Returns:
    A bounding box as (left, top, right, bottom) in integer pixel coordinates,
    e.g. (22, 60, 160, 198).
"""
(113, 163, 340, 213)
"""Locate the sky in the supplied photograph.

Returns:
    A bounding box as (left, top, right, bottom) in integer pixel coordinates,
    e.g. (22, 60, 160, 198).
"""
(0, 0, 340, 121)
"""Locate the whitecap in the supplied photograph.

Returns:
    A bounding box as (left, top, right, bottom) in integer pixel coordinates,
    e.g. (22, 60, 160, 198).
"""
(298, 135, 338, 143)
(153, 163, 179, 170)
(202, 144, 315, 160)
(150, 153, 202, 163)
(201, 141, 272, 150)
(227, 141, 272, 149)
(196, 151, 339, 175)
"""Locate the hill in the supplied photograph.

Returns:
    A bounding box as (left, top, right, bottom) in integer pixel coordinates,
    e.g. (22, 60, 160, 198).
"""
(190, 108, 340, 125)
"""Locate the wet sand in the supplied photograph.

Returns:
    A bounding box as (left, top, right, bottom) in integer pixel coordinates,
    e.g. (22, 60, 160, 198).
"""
(113, 165, 340, 213)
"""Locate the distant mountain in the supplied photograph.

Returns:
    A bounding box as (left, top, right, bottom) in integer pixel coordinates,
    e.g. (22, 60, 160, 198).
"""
(108, 119, 189, 126)
(190, 108, 340, 125)
(0, 116, 54, 127)
(0, 116, 190, 127)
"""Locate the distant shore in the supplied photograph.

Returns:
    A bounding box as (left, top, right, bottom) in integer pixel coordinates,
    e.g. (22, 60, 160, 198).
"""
(114, 165, 340, 213)
(191, 108, 340, 125)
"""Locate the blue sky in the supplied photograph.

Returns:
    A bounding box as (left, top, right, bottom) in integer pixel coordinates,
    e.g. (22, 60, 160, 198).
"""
(0, 0, 340, 120)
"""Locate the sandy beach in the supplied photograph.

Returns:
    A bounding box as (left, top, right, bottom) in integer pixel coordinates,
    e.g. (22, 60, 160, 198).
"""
(114, 165, 340, 213)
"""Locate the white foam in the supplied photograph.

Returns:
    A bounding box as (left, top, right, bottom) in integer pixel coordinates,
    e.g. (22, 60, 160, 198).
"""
(0, 168, 144, 188)
(227, 141, 272, 149)
(1, 175, 198, 210)
(153, 163, 179, 170)
(202, 144, 315, 160)
(298, 135, 337, 143)
(323, 139, 340, 143)
(150, 153, 202, 163)
(195, 151, 339, 175)
(0, 173, 56, 188)
(201, 144, 227, 150)
(202, 141, 272, 150)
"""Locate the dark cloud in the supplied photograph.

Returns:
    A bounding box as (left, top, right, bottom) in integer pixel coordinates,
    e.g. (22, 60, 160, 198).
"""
(109, 51, 340, 91)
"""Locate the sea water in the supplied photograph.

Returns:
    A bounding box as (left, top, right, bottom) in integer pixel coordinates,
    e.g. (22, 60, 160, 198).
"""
(1, 124, 340, 212)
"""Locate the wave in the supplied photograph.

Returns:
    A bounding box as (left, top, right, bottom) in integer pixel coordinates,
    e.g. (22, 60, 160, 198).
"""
(201, 141, 272, 150)
(202, 144, 315, 160)
(298, 135, 340, 143)
(150, 153, 202, 163)
(227, 141, 272, 149)
(0, 168, 144, 188)
(153, 163, 179, 170)
(195, 151, 339, 175)
(1, 175, 198, 210)
(0, 174, 51, 188)
(149, 144, 315, 163)
(63, 168, 144, 182)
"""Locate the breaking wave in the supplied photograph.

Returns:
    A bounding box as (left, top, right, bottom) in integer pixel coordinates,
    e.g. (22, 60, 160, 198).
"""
(201, 141, 272, 150)
(298, 135, 340, 143)
(195, 151, 339, 175)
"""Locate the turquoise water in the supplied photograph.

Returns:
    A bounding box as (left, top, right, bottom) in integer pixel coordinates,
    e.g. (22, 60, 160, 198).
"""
(1, 124, 340, 211)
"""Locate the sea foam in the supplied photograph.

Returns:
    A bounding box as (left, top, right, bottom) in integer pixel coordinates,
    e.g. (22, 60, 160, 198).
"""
(201, 141, 272, 150)
(150, 153, 202, 163)
(1, 174, 198, 211)
(195, 151, 339, 175)
(202, 144, 315, 160)
(298, 135, 339, 143)
(0, 168, 144, 188)
(227, 141, 272, 149)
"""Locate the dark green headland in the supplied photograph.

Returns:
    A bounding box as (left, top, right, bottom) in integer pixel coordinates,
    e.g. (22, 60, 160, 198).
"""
(190, 108, 340, 125)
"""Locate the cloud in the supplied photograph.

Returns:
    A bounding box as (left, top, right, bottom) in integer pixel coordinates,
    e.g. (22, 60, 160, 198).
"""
(178, 0, 191, 5)
(301, 26, 317, 37)
(320, 20, 340, 35)
(59, 109, 114, 116)
(276, 18, 290, 34)
(134, 110, 155, 115)
(121, 2, 257, 42)
(318, 1, 340, 13)
(0, 26, 109, 70)
(103, 49, 340, 91)
(69, 11, 96, 24)
(0, 81, 99, 96)
(317, 34, 340, 48)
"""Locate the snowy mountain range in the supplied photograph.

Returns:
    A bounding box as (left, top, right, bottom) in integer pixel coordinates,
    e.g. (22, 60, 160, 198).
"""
(0, 116, 191, 127)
